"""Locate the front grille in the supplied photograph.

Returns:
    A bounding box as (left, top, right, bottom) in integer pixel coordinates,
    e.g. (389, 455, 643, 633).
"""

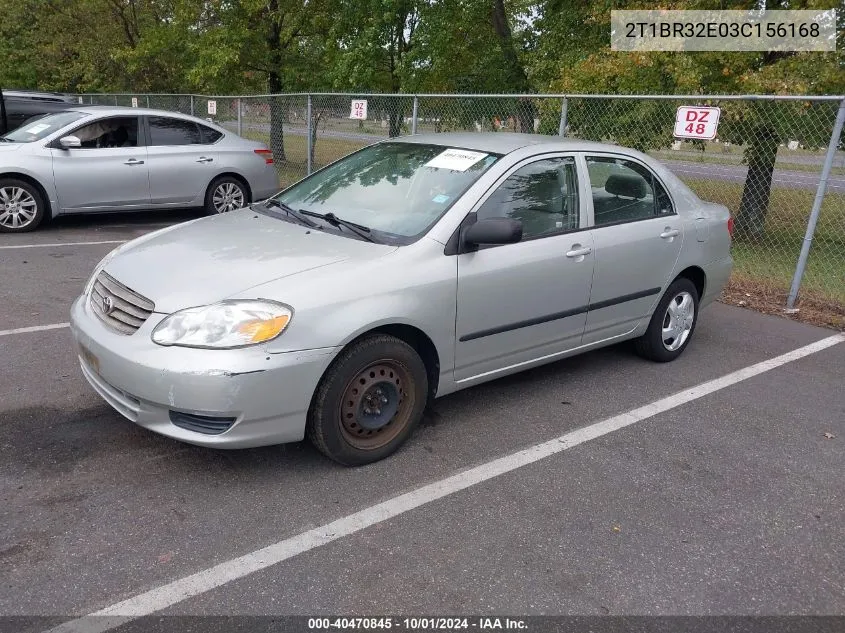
(169, 411, 236, 435)
(89, 271, 154, 335)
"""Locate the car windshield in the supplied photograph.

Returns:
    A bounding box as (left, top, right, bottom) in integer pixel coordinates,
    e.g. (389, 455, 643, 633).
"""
(1, 111, 86, 142)
(272, 142, 500, 241)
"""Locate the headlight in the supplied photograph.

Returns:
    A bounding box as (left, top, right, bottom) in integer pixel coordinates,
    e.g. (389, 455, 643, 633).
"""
(151, 300, 292, 349)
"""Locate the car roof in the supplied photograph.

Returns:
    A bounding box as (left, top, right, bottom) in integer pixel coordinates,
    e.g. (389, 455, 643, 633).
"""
(393, 132, 625, 156)
(65, 106, 228, 131)
(2, 89, 76, 102)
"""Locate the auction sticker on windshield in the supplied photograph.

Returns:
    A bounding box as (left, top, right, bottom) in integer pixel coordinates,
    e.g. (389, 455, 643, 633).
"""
(23, 123, 51, 135)
(425, 148, 488, 171)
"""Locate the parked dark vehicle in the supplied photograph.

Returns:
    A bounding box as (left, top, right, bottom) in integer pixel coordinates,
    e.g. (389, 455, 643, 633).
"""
(0, 88, 77, 134)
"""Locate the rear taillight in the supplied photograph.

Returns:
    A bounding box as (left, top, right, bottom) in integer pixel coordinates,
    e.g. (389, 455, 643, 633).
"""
(254, 149, 274, 164)
(727, 216, 734, 238)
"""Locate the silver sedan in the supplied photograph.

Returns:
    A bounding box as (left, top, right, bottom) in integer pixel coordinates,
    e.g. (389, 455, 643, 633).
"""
(0, 106, 279, 232)
(70, 133, 733, 465)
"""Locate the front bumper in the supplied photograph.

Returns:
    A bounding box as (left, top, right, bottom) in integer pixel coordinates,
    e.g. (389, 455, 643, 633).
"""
(70, 295, 339, 448)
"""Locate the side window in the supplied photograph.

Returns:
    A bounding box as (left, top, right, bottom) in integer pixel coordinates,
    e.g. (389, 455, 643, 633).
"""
(70, 117, 139, 149)
(198, 124, 223, 144)
(148, 117, 202, 146)
(586, 156, 661, 226)
(476, 157, 580, 240)
(654, 178, 674, 216)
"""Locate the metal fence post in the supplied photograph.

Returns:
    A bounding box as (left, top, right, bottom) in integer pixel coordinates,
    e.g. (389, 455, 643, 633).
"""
(411, 96, 419, 135)
(237, 97, 242, 136)
(558, 97, 568, 137)
(786, 98, 845, 309)
(190, 95, 194, 116)
(146, 95, 150, 108)
(306, 94, 313, 175)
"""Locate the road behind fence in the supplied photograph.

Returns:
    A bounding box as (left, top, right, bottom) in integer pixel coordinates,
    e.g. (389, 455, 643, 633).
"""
(76, 92, 845, 320)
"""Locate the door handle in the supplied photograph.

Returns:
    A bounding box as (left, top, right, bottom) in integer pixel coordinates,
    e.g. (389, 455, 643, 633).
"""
(123, 159, 144, 165)
(196, 157, 214, 163)
(660, 228, 680, 239)
(565, 246, 592, 259)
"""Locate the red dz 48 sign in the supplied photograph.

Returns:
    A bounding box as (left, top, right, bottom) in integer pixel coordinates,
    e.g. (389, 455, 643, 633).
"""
(674, 106, 721, 140)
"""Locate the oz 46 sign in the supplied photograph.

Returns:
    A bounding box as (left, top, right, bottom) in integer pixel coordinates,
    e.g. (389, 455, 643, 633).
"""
(674, 106, 721, 140)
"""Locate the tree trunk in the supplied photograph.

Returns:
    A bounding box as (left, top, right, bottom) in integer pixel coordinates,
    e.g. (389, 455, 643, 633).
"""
(736, 127, 779, 241)
(515, 98, 535, 133)
(267, 70, 286, 163)
(490, 0, 534, 131)
(388, 110, 403, 138)
(310, 111, 322, 167)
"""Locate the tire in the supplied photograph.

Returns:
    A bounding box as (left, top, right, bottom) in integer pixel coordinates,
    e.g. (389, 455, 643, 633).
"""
(307, 334, 429, 466)
(204, 176, 249, 215)
(634, 277, 700, 363)
(0, 178, 46, 232)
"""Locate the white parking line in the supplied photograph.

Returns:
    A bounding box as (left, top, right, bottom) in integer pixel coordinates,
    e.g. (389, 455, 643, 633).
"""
(0, 240, 127, 250)
(0, 322, 70, 337)
(45, 332, 844, 632)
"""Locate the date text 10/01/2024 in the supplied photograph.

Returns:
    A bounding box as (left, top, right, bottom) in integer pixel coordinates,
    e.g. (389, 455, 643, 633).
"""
(308, 617, 528, 630)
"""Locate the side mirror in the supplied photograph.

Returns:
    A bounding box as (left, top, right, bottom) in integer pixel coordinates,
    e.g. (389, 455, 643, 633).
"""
(463, 217, 523, 247)
(59, 135, 81, 149)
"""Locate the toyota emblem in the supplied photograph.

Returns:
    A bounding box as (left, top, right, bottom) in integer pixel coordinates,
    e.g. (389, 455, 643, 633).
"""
(102, 295, 115, 315)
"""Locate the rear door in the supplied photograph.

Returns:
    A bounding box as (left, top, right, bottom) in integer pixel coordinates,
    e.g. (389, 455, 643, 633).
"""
(51, 115, 150, 211)
(454, 155, 594, 383)
(145, 116, 218, 205)
(581, 154, 683, 345)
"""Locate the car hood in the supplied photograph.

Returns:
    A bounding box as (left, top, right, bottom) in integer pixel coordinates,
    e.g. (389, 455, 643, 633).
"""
(0, 143, 23, 152)
(103, 209, 397, 313)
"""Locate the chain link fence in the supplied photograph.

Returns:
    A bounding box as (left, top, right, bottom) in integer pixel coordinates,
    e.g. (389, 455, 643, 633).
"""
(73, 92, 845, 321)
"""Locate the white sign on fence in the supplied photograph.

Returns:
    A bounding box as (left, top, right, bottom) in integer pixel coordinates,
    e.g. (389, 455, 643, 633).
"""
(207, 100, 217, 115)
(131, 97, 138, 108)
(349, 99, 368, 120)
(674, 106, 721, 140)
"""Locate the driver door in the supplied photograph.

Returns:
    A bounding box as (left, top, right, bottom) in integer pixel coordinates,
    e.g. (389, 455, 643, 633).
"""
(50, 115, 150, 212)
(454, 155, 594, 383)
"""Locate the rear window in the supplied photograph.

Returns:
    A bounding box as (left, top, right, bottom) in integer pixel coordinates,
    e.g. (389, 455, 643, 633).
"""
(199, 125, 223, 144)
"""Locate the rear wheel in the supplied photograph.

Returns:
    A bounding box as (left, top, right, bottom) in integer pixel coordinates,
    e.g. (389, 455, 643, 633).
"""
(634, 277, 699, 362)
(204, 176, 248, 215)
(0, 179, 46, 232)
(307, 335, 428, 466)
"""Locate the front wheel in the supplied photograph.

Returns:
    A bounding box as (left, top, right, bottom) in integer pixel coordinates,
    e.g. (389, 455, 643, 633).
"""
(204, 176, 248, 215)
(634, 278, 699, 362)
(0, 179, 46, 232)
(307, 335, 429, 466)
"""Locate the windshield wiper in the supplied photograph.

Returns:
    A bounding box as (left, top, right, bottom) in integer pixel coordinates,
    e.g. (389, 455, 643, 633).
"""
(300, 210, 377, 243)
(259, 198, 319, 228)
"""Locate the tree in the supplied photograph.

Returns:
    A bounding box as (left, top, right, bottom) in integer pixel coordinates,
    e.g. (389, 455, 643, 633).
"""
(327, 0, 422, 136)
(546, 0, 845, 240)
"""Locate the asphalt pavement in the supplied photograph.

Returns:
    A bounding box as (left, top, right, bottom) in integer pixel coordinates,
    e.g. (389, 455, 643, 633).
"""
(1, 213, 843, 631)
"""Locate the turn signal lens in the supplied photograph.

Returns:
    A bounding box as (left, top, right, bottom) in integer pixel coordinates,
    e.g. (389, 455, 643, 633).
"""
(237, 314, 290, 343)
(727, 216, 735, 238)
